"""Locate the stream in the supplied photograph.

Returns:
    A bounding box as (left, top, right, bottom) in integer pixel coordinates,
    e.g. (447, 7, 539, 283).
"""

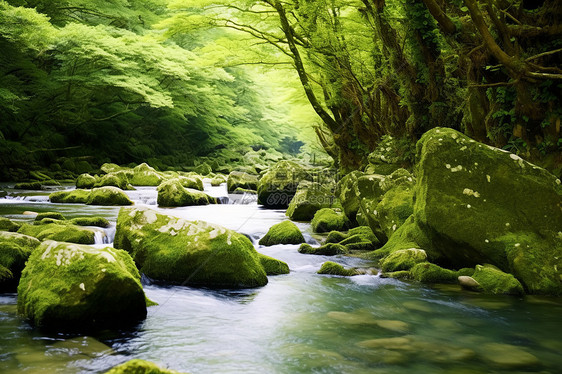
(1, 182, 561, 373)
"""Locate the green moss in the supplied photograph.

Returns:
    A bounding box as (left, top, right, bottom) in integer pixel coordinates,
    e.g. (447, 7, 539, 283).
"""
(130, 163, 163, 186)
(376, 182, 414, 241)
(259, 221, 305, 246)
(326, 231, 348, 244)
(0, 217, 20, 232)
(87, 187, 133, 206)
(380, 248, 427, 272)
(114, 207, 268, 288)
(311, 208, 350, 233)
(298, 243, 348, 256)
(286, 181, 336, 221)
(233, 187, 257, 194)
(317, 261, 359, 276)
(410, 262, 459, 283)
(14, 181, 42, 190)
(471, 264, 524, 295)
(0, 232, 40, 292)
(381, 270, 411, 279)
(17, 241, 147, 330)
(104, 359, 184, 374)
(76, 173, 97, 189)
(49, 189, 90, 204)
(211, 175, 226, 186)
(157, 179, 215, 207)
(18, 223, 95, 244)
(194, 162, 212, 176)
(70, 217, 110, 228)
(227, 171, 259, 193)
(257, 161, 311, 208)
(95, 171, 133, 190)
(35, 212, 66, 222)
(258, 253, 290, 275)
(177, 175, 204, 191)
(336, 171, 364, 223)
(100, 163, 124, 174)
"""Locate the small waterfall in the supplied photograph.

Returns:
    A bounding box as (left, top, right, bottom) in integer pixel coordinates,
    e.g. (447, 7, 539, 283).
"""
(92, 224, 116, 245)
(216, 196, 231, 204)
(93, 230, 106, 245)
(104, 224, 117, 244)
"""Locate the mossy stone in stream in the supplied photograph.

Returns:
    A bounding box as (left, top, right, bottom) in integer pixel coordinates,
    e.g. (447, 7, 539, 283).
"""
(227, 171, 259, 193)
(0, 231, 41, 292)
(0, 217, 21, 232)
(35, 212, 65, 222)
(88, 187, 133, 206)
(114, 207, 268, 288)
(14, 181, 42, 190)
(130, 163, 163, 186)
(298, 243, 348, 256)
(286, 181, 336, 221)
(69, 216, 110, 228)
(257, 161, 311, 208)
(176, 175, 204, 191)
(76, 173, 97, 189)
(17, 240, 147, 330)
(369, 216, 435, 260)
(211, 175, 226, 186)
(194, 162, 212, 176)
(471, 264, 524, 295)
(157, 179, 216, 207)
(258, 253, 290, 275)
(380, 248, 427, 272)
(104, 359, 184, 374)
(49, 189, 90, 204)
(95, 171, 134, 190)
(233, 187, 257, 194)
(100, 163, 123, 174)
(317, 261, 360, 276)
(326, 231, 348, 244)
(409, 262, 459, 283)
(18, 223, 95, 244)
(375, 181, 414, 241)
(311, 208, 350, 233)
(259, 221, 305, 246)
(336, 170, 363, 223)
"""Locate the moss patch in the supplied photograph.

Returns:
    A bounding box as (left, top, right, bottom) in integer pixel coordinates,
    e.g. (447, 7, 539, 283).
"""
(259, 221, 305, 246)
(311, 208, 350, 233)
(0, 231, 40, 292)
(157, 179, 216, 207)
(380, 248, 427, 272)
(298, 243, 348, 256)
(18, 223, 95, 244)
(104, 359, 184, 374)
(317, 261, 360, 276)
(258, 253, 290, 275)
(471, 264, 524, 295)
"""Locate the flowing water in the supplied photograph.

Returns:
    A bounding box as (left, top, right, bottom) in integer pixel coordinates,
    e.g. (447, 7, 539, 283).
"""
(1, 183, 561, 374)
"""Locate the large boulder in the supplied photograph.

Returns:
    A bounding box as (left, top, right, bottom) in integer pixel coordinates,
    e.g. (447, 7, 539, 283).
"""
(467, 264, 524, 295)
(286, 182, 336, 221)
(227, 171, 259, 193)
(88, 186, 133, 206)
(95, 171, 133, 190)
(257, 161, 311, 208)
(114, 207, 269, 288)
(311, 208, 350, 233)
(130, 163, 163, 186)
(49, 189, 90, 204)
(157, 179, 216, 207)
(18, 223, 95, 244)
(0, 232, 41, 292)
(0, 217, 21, 232)
(258, 254, 290, 275)
(336, 171, 364, 223)
(75, 173, 97, 189)
(17, 240, 147, 329)
(259, 221, 305, 246)
(412, 127, 562, 294)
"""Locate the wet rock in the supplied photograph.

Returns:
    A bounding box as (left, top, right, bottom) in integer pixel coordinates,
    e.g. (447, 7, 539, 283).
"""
(286, 181, 336, 221)
(227, 171, 259, 193)
(130, 163, 163, 186)
(317, 261, 360, 276)
(311, 208, 350, 233)
(258, 253, 290, 275)
(105, 359, 184, 373)
(380, 248, 427, 272)
(458, 275, 481, 291)
(298, 243, 348, 256)
(49, 189, 90, 204)
(257, 161, 311, 208)
(95, 171, 133, 190)
(259, 221, 305, 246)
(410, 262, 459, 283)
(0, 232, 41, 292)
(75, 173, 97, 189)
(34, 212, 65, 222)
(17, 240, 147, 330)
(470, 264, 524, 295)
(88, 186, 133, 206)
(157, 179, 215, 207)
(114, 207, 268, 288)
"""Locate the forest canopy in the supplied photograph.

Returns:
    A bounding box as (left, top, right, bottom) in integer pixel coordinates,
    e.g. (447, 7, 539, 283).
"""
(0, 0, 561, 176)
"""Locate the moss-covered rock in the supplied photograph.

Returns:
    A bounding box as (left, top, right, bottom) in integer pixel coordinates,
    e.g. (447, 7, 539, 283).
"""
(69, 216, 110, 228)
(298, 243, 348, 256)
(0, 217, 21, 232)
(114, 207, 268, 288)
(365, 135, 414, 175)
(375, 181, 414, 241)
(95, 171, 133, 190)
(409, 262, 459, 283)
(88, 187, 133, 206)
(257, 161, 311, 208)
(14, 181, 42, 190)
(317, 261, 360, 276)
(100, 163, 123, 174)
(470, 264, 524, 295)
(380, 248, 427, 272)
(104, 359, 184, 374)
(49, 189, 90, 204)
(194, 162, 212, 176)
(0, 232, 41, 292)
(259, 221, 305, 246)
(18, 223, 95, 244)
(326, 231, 348, 244)
(35, 212, 65, 222)
(258, 253, 290, 275)
(311, 208, 350, 233)
(413, 127, 562, 294)
(286, 182, 336, 221)
(233, 187, 257, 194)
(326, 227, 379, 252)
(76, 173, 97, 189)
(157, 179, 216, 207)
(211, 175, 226, 186)
(370, 216, 435, 260)
(227, 171, 259, 193)
(336, 171, 364, 223)
(130, 163, 163, 186)
(176, 175, 204, 191)
(17, 240, 147, 330)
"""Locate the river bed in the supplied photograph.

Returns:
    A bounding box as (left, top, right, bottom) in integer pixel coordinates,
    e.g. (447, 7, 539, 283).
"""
(1, 183, 561, 373)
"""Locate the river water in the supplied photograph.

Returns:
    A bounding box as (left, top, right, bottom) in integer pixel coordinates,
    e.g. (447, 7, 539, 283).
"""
(0, 183, 561, 373)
